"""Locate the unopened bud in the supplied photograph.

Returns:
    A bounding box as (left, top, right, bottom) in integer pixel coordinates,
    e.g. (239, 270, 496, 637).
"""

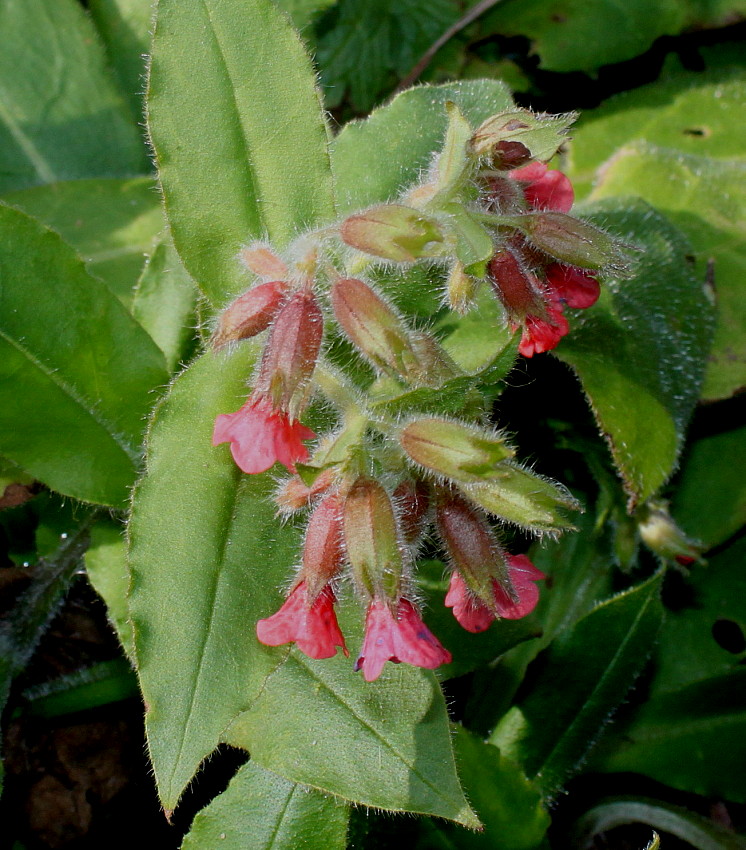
(464, 462, 580, 533)
(331, 278, 419, 379)
(447, 261, 480, 314)
(240, 244, 288, 279)
(256, 289, 323, 416)
(435, 493, 511, 609)
(343, 477, 404, 600)
(393, 479, 431, 546)
(470, 109, 576, 163)
(212, 281, 288, 349)
(514, 212, 629, 272)
(275, 468, 335, 512)
(488, 247, 547, 320)
(340, 204, 445, 262)
(400, 418, 514, 483)
(638, 500, 704, 564)
(298, 493, 345, 601)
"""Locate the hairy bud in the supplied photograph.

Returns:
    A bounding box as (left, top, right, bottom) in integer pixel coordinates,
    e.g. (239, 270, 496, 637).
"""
(340, 204, 445, 262)
(212, 281, 288, 349)
(298, 493, 345, 600)
(240, 245, 288, 279)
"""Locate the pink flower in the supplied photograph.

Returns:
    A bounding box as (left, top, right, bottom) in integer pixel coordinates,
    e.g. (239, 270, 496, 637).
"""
(545, 263, 600, 309)
(445, 554, 546, 633)
(256, 581, 347, 660)
(517, 301, 570, 358)
(212, 395, 315, 474)
(509, 162, 574, 212)
(355, 598, 452, 682)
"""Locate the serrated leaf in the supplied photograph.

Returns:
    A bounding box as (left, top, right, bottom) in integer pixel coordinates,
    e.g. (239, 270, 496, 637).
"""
(225, 644, 479, 827)
(147, 0, 335, 309)
(85, 520, 135, 660)
(589, 143, 746, 400)
(555, 198, 715, 506)
(0, 203, 168, 507)
(182, 760, 349, 850)
(491, 573, 664, 799)
(132, 237, 199, 372)
(2, 177, 163, 303)
(0, 0, 147, 193)
(332, 80, 513, 214)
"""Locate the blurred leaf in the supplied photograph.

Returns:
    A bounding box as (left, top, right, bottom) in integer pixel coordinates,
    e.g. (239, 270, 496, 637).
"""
(129, 348, 476, 825)
(0, 204, 168, 507)
(673, 426, 746, 548)
(182, 760, 349, 850)
(482, 0, 746, 74)
(567, 65, 746, 198)
(85, 520, 135, 660)
(491, 573, 664, 799)
(315, 0, 459, 112)
(331, 79, 513, 213)
(653, 536, 746, 695)
(591, 668, 746, 804)
(2, 177, 162, 303)
(273, 0, 338, 30)
(132, 237, 199, 372)
(418, 727, 550, 850)
(0, 0, 147, 193)
(555, 199, 715, 506)
(590, 143, 746, 401)
(148, 0, 335, 309)
(88, 0, 154, 121)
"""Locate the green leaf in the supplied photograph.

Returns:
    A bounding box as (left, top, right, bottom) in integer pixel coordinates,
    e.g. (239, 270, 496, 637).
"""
(2, 177, 163, 303)
(273, 0, 338, 31)
(673, 426, 746, 549)
(315, 0, 460, 112)
(555, 198, 715, 506)
(182, 760, 349, 850)
(591, 669, 746, 804)
(332, 80, 513, 214)
(132, 237, 199, 372)
(148, 0, 335, 308)
(421, 727, 550, 850)
(481, 0, 746, 74)
(0, 0, 147, 193)
(491, 573, 664, 799)
(589, 143, 746, 401)
(0, 203, 168, 507)
(85, 520, 135, 660)
(88, 0, 155, 121)
(225, 641, 478, 827)
(567, 65, 746, 199)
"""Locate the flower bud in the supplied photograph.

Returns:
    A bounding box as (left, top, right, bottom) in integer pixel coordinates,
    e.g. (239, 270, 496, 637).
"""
(255, 289, 324, 417)
(637, 500, 703, 564)
(435, 493, 511, 610)
(488, 247, 547, 321)
(470, 109, 576, 163)
(298, 493, 345, 600)
(400, 418, 514, 483)
(343, 477, 404, 601)
(212, 281, 288, 349)
(514, 212, 628, 272)
(330, 278, 419, 379)
(447, 260, 480, 314)
(393, 479, 431, 546)
(340, 204, 445, 262)
(240, 244, 288, 278)
(275, 467, 335, 511)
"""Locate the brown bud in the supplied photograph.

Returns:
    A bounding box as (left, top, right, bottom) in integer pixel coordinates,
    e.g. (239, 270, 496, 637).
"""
(487, 247, 547, 321)
(275, 468, 336, 512)
(212, 281, 288, 349)
(240, 245, 288, 278)
(393, 479, 431, 546)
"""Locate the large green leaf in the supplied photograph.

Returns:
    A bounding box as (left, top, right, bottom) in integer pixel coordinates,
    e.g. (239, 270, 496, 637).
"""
(147, 0, 336, 308)
(129, 348, 476, 825)
(0, 203, 168, 507)
(481, 0, 746, 74)
(567, 65, 746, 199)
(555, 199, 715, 506)
(673, 426, 746, 549)
(590, 143, 746, 401)
(331, 80, 513, 213)
(2, 178, 163, 303)
(0, 0, 147, 193)
(182, 760, 349, 850)
(491, 573, 664, 799)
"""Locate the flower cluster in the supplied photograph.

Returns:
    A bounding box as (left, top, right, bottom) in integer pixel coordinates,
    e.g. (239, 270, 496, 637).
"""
(211, 105, 625, 680)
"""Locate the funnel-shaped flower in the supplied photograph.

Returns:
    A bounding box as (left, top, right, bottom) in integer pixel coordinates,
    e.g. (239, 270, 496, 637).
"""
(355, 597, 451, 681)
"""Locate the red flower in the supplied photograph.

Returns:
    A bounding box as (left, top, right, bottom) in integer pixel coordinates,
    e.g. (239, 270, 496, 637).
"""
(445, 554, 546, 633)
(212, 395, 315, 474)
(256, 581, 347, 660)
(545, 263, 600, 309)
(355, 598, 451, 682)
(517, 301, 570, 358)
(509, 161, 574, 212)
